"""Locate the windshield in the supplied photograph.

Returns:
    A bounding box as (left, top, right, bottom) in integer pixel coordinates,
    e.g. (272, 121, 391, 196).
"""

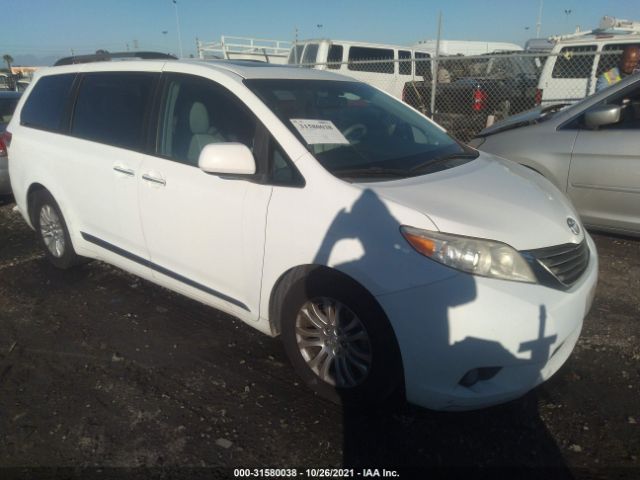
(245, 79, 476, 181)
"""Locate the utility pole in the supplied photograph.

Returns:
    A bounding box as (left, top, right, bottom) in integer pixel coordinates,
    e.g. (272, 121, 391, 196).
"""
(430, 11, 442, 119)
(536, 0, 544, 38)
(173, 0, 184, 58)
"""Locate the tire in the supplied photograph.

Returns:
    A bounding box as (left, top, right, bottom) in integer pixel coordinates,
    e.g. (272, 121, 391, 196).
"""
(280, 270, 403, 406)
(32, 190, 81, 269)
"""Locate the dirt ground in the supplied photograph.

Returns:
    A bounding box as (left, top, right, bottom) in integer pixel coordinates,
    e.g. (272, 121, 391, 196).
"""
(0, 197, 638, 479)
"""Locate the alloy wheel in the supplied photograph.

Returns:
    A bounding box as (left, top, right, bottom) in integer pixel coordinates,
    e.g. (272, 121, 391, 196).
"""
(39, 205, 65, 258)
(295, 297, 372, 388)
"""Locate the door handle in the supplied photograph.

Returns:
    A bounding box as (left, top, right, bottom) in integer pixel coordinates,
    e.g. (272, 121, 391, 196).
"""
(142, 173, 166, 186)
(113, 165, 135, 176)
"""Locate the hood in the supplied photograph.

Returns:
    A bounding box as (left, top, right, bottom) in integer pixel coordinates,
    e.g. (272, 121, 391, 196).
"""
(361, 154, 584, 251)
(477, 103, 570, 137)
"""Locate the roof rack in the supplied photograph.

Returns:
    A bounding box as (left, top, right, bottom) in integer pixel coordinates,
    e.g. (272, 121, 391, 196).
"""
(548, 16, 640, 42)
(54, 51, 177, 66)
(197, 36, 291, 64)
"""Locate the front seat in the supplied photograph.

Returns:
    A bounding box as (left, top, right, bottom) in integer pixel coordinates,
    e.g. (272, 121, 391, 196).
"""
(187, 102, 224, 165)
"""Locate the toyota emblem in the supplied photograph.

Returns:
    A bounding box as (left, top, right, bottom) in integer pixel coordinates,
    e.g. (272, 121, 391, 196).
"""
(567, 218, 581, 236)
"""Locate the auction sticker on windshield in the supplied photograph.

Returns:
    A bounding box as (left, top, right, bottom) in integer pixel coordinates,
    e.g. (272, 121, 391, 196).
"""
(290, 119, 350, 145)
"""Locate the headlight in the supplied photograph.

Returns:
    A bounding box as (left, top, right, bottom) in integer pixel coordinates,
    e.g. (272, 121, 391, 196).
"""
(400, 226, 536, 283)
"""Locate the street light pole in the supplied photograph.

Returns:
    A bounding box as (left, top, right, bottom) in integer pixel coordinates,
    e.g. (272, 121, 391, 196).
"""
(172, 0, 184, 58)
(536, 0, 544, 38)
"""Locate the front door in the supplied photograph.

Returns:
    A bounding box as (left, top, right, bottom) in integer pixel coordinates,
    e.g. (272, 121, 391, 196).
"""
(138, 73, 272, 319)
(568, 82, 640, 233)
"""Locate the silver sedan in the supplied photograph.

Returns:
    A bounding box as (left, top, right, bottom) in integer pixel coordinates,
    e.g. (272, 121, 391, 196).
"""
(470, 74, 640, 236)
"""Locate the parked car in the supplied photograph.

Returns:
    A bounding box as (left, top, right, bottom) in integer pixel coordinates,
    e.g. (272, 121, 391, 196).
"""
(402, 53, 540, 141)
(7, 60, 597, 411)
(0, 90, 22, 195)
(470, 73, 640, 236)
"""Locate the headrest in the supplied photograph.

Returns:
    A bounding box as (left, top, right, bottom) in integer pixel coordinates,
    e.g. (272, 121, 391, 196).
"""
(189, 102, 210, 134)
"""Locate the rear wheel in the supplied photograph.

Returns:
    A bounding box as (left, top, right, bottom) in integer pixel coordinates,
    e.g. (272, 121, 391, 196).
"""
(32, 190, 81, 269)
(281, 271, 403, 406)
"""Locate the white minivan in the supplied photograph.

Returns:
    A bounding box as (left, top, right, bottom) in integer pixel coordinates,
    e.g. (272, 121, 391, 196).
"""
(7, 59, 597, 411)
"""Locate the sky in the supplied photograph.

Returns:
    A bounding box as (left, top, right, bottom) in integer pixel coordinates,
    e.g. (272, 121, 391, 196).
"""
(1, 0, 637, 65)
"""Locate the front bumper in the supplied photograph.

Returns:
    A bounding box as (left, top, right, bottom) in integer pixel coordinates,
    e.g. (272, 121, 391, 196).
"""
(376, 234, 598, 411)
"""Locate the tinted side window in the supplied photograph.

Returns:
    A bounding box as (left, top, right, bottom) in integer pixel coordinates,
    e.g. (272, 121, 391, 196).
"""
(399, 50, 411, 75)
(552, 46, 597, 79)
(415, 52, 431, 78)
(71, 72, 157, 150)
(348, 47, 394, 73)
(157, 74, 256, 166)
(327, 45, 343, 69)
(21, 74, 76, 132)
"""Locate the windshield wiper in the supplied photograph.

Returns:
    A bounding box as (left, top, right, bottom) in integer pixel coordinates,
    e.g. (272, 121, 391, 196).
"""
(333, 166, 409, 179)
(409, 152, 479, 174)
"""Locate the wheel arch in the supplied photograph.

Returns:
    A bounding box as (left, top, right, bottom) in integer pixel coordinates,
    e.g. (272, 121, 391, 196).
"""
(268, 264, 394, 340)
(26, 182, 48, 227)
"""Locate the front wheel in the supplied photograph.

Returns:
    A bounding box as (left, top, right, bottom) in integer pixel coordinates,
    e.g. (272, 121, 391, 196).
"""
(32, 190, 82, 269)
(281, 272, 403, 406)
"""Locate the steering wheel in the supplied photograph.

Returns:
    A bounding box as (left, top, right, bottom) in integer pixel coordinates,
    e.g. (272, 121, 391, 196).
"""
(343, 123, 367, 143)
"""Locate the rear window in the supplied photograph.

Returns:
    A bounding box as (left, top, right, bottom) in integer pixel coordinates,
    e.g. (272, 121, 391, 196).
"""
(552, 45, 597, 79)
(71, 72, 157, 151)
(20, 74, 76, 132)
(348, 47, 394, 74)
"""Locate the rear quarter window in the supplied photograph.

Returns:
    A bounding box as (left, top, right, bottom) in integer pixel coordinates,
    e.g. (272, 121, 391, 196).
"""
(20, 74, 76, 132)
(71, 72, 158, 151)
(552, 45, 597, 79)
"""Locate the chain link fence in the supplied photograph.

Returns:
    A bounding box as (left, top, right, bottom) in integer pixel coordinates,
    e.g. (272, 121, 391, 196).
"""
(297, 49, 629, 141)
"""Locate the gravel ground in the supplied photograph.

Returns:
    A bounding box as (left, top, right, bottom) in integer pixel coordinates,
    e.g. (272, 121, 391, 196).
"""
(0, 197, 638, 479)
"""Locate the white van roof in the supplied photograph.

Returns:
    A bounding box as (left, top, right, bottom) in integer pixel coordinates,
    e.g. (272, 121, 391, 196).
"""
(411, 40, 523, 56)
(548, 16, 640, 45)
(295, 38, 431, 53)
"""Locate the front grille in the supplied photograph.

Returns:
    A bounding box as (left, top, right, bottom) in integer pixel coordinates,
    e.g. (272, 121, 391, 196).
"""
(523, 241, 590, 289)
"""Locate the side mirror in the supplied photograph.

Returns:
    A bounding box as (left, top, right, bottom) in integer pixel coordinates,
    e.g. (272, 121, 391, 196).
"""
(583, 104, 622, 129)
(198, 143, 256, 176)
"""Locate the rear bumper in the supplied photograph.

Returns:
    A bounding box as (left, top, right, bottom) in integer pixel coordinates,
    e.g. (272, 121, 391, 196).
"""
(0, 157, 11, 195)
(376, 234, 598, 411)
